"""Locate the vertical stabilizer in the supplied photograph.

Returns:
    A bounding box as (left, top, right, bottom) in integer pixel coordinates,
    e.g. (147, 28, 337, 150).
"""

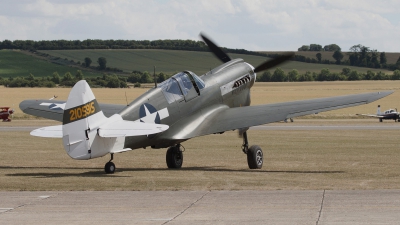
(377, 105, 381, 115)
(62, 80, 107, 160)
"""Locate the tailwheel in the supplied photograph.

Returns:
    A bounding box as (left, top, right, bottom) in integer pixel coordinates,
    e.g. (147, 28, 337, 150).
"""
(247, 145, 263, 169)
(104, 153, 116, 174)
(166, 145, 183, 169)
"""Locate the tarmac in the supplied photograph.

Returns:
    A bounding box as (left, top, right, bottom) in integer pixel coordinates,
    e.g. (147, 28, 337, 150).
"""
(1, 190, 400, 225)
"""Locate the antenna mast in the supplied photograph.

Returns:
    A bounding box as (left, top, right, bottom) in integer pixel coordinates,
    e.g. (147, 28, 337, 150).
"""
(154, 66, 157, 87)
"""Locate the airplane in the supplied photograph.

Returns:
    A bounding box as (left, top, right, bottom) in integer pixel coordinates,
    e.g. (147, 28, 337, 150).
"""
(0, 107, 14, 122)
(19, 33, 393, 174)
(357, 105, 399, 122)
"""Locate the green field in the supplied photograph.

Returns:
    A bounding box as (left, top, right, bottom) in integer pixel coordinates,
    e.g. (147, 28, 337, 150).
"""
(39, 49, 393, 75)
(0, 50, 103, 78)
(0, 49, 394, 79)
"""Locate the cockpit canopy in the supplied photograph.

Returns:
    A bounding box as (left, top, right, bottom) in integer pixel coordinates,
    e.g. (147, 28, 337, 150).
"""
(385, 109, 396, 114)
(158, 71, 205, 104)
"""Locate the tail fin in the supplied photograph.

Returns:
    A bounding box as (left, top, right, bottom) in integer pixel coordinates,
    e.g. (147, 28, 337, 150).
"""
(377, 105, 381, 115)
(61, 80, 107, 159)
(32, 80, 168, 160)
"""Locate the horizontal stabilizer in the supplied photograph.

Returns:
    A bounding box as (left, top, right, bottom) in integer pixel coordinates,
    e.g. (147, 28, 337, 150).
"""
(30, 125, 63, 138)
(98, 119, 169, 137)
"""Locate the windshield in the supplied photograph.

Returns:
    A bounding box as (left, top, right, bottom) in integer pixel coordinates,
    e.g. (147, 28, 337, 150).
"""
(187, 71, 205, 89)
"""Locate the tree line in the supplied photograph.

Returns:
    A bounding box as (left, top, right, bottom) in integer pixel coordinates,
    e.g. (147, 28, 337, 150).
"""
(0, 70, 128, 88)
(2, 67, 400, 88)
(257, 68, 400, 82)
(298, 44, 341, 52)
(0, 39, 208, 51)
(297, 43, 400, 71)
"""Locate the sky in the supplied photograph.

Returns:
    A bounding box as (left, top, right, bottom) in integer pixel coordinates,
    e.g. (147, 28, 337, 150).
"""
(1, 0, 400, 52)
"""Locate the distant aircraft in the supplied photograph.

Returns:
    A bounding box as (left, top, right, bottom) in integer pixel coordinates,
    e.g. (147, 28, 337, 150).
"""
(357, 105, 399, 122)
(0, 107, 14, 122)
(19, 33, 393, 174)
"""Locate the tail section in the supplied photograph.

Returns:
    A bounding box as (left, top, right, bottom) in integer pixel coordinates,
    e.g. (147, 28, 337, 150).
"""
(377, 105, 381, 115)
(61, 80, 106, 159)
(31, 80, 168, 160)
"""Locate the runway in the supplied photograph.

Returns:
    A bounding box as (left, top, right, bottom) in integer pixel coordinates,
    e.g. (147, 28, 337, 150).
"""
(252, 124, 400, 130)
(1, 190, 399, 225)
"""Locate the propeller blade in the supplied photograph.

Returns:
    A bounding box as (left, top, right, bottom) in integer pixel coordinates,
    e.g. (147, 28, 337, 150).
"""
(253, 53, 294, 73)
(200, 33, 231, 63)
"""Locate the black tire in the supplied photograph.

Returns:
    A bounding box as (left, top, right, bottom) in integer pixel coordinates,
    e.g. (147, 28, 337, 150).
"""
(105, 161, 116, 174)
(247, 145, 263, 169)
(166, 146, 183, 169)
(379, 118, 383, 122)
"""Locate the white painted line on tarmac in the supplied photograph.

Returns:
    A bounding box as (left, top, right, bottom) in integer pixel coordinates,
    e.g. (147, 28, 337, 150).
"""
(0, 208, 14, 213)
(39, 196, 50, 199)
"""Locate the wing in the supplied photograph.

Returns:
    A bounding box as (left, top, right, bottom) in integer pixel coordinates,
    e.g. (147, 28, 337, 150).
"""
(356, 113, 383, 118)
(19, 99, 126, 121)
(167, 91, 393, 140)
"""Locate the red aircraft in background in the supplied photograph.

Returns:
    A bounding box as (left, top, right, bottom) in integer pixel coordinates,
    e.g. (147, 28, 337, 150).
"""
(0, 107, 14, 122)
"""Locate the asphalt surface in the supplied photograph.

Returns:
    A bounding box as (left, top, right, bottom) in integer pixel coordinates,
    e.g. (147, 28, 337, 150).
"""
(1, 190, 400, 225)
(1, 122, 399, 224)
(251, 125, 400, 130)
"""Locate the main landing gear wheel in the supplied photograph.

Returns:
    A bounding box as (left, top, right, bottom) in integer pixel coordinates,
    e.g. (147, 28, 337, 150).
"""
(166, 145, 183, 169)
(247, 145, 263, 169)
(241, 131, 263, 169)
(104, 153, 116, 174)
(105, 162, 116, 174)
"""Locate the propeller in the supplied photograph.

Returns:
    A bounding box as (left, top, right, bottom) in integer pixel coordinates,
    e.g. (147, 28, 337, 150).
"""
(199, 32, 294, 139)
(200, 33, 231, 63)
(10, 104, 14, 120)
(253, 52, 294, 73)
(199, 32, 294, 73)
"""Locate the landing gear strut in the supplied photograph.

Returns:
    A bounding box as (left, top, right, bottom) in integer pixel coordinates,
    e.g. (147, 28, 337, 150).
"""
(242, 131, 263, 169)
(104, 153, 116, 174)
(166, 144, 183, 169)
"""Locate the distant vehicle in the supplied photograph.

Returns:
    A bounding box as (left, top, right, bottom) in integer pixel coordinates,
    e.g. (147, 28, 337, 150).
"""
(357, 105, 399, 122)
(0, 107, 14, 122)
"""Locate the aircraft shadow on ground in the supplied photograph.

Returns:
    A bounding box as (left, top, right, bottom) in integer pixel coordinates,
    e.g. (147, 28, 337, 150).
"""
(0, 166, 344, 178)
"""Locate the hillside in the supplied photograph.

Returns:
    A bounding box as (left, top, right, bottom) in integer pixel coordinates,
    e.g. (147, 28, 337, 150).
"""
(38, 49, 392, 76)
(0, 49, 395, 79)
(0, 50, 103, 78)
